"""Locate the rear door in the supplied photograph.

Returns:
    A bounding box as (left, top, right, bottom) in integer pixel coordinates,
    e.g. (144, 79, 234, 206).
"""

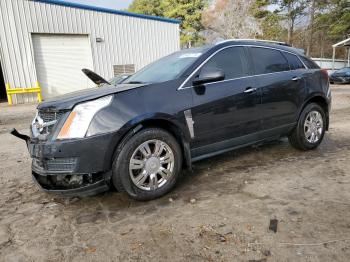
(187, 46, 262, 157)
(248, 47, 305, 135)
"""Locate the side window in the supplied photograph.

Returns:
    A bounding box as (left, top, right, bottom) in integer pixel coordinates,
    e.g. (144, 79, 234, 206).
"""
(283, 52, 305, 70)
(299, 56, 320, 69)
(200, 47, 246, 80)
(250, 47, 290, 74)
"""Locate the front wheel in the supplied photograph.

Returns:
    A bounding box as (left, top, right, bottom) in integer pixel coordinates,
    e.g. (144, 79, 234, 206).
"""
(288, 103, 326, 150)
(112, 128, 182, 201)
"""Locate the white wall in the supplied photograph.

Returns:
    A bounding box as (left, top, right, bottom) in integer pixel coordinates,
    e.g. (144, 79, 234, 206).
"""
(0, 0, 180, 103)
(312, 58, 349, 74)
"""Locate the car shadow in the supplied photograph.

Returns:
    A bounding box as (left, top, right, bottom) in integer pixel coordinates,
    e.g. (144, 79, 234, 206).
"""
(47, 133, 350, 226)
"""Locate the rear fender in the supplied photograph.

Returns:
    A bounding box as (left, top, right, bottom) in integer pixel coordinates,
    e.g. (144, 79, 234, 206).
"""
(298, 93, 330, 130)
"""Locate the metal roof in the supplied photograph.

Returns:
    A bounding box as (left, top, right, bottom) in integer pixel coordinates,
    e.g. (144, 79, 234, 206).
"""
(34, 0, 181, 24)
(333, 38, 350, 47)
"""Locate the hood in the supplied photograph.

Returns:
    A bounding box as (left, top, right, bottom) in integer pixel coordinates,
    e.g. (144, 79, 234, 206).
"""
(332, 72, 350, 77)
(331, 68, 350, 77)
(37, 83, 146, 111)
(82, 68, 110, 85)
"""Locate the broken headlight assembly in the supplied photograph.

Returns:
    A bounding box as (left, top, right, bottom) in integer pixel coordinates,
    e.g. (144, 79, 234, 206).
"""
(56, 95, 112, 140)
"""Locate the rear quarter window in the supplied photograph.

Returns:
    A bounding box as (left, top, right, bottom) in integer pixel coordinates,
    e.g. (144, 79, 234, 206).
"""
(299, 56, 320, 69)
(283, 52, 305, 70)
(250, 47, 290, 74)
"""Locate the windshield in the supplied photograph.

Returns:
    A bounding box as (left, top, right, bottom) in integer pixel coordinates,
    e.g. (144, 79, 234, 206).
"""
(124, 49, 207, 84)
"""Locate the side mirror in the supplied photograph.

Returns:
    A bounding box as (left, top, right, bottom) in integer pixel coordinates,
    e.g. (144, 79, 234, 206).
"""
(193, 67, 225, 85)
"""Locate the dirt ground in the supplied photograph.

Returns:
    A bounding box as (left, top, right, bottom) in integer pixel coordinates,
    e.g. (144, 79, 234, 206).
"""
(1, 85, 350, 262)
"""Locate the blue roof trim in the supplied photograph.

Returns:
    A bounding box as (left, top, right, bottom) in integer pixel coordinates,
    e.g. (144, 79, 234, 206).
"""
(34, 0, 181, 24)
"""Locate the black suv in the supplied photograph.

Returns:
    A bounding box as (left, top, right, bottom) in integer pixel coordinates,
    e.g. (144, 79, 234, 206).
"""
(13, 40, 331, 200)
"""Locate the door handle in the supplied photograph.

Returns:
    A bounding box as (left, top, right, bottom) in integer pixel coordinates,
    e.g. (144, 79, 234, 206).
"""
(292, 76, 301, 81)
(244, 87, 257, 94)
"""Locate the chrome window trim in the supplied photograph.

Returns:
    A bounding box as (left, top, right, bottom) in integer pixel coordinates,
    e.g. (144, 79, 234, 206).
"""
(180, 70, 300, 89)
(178, 44, 308, 91)
(282, 51, 308, 70)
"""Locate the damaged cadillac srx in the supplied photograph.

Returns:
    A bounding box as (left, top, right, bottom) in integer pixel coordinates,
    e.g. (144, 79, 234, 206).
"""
(12, 40, 331, 200)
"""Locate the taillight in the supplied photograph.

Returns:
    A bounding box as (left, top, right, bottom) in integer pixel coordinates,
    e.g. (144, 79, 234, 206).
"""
(321, 69, 329, 81)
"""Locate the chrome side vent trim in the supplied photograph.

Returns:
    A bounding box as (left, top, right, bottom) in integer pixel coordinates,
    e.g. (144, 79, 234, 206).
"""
(184, 109, 195, 139)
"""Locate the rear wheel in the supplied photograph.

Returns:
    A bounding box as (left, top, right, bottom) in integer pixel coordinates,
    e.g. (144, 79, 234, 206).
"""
(112, 128, 182, 201)
(288, 103, 326, 150)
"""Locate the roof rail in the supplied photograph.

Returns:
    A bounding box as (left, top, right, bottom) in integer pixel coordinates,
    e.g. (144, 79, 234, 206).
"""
(216, 39, 290, 46)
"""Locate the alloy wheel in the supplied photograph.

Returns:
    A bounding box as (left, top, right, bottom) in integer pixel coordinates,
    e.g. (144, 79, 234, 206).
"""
(304, 110, 323, 143)
(129, 139, 175, 191)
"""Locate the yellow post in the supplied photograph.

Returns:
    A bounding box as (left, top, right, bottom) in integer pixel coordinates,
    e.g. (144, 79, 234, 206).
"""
(4, 82, 42, 105)
(36, 82, 42, 102)
(5, 83, 13, 105)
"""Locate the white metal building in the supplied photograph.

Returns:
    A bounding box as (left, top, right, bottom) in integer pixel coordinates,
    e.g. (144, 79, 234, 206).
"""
(0, 0, 180, 103)
(312, 58, 349, 73)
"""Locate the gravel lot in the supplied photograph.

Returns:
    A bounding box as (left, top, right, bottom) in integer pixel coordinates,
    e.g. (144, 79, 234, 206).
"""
(1, 84, 350, 262)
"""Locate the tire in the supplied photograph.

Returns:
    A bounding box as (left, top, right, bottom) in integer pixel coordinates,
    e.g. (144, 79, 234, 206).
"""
(112, 128, 182, 201)
(288, 103, 326, 150)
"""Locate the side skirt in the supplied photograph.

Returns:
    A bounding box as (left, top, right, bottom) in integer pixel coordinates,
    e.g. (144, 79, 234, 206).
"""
(191, 123, 295, 162)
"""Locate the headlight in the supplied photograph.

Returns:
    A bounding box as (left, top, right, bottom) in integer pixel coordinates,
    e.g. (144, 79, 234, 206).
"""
(57, 95, 112, 139)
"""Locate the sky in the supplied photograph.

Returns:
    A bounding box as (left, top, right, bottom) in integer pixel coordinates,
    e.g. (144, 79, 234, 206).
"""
(64, 0, 133, 10)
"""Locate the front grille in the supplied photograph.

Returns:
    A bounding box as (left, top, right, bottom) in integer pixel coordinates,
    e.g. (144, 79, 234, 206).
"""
(38, 111, 65, 123)
(36, 110, 66, 134)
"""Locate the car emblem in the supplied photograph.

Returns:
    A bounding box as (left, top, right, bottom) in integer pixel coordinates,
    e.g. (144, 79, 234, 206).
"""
(34, 115, 45, 132)
(32, 113, 57, 137)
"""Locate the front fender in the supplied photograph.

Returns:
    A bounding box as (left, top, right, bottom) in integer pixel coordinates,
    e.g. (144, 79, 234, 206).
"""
(126, 112, 191, 140)
(119, 112, 193, 169)
(97, 111, 192, 172)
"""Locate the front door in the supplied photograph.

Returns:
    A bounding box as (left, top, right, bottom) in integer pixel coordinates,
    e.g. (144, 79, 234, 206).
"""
(186, 46, 262, 158)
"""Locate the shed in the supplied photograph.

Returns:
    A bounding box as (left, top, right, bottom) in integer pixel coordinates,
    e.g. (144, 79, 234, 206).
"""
(0, 0, 180, 103)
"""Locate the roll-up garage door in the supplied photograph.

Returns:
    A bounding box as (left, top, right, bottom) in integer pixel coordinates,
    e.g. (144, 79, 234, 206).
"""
(32, 34, 94, 99)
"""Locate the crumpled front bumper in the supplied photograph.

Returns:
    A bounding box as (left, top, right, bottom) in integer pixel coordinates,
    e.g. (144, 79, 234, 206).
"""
(32, 171, 110, 197)
(26, 132, 118, 197)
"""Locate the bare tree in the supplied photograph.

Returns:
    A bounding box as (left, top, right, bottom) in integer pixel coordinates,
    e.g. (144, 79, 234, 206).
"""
(202, 0, 261, 42)
(306, 0, 316, 56)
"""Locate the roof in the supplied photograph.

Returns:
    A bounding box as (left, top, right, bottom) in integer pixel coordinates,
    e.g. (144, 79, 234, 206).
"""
(333, 38, 350, 47)
(34, 0, 181, 24)
(215, 39, 305, 55)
